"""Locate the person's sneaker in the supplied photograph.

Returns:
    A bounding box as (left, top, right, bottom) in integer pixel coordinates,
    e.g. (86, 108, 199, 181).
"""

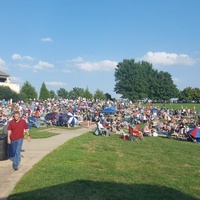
(14, 168, 18, 171)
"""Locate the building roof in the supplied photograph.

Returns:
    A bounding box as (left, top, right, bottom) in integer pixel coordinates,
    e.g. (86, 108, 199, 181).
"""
(0, 71, 9, 78)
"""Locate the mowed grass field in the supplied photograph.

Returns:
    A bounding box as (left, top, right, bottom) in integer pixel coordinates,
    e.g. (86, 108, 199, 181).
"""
(143, 103, 200, 111)
(9, 131, 200, 200)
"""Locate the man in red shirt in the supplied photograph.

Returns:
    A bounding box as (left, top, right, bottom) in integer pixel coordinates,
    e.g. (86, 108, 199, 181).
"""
(7, 111, 31, 170)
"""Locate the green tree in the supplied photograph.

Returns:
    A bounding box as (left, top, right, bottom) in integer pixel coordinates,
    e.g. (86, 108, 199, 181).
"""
(105, 93, 113, 100)
(19, 92, 27, 102)
(114, 59, 149, 100)
(94, 89, 106, 100)
(0, 86, 21, 102)
(155, 71, 179, 100)
(39, 82, 50, 100)
(83, 87, 93, 100)
(20, 81, 38, 101)
(49, 90, 57, 99)
(68, 87, 84, 99)
(193, 88, 200, 101)
(57, 88, 68, 99)
(180, 87, 200, 101)
(114, 59, 178, 100)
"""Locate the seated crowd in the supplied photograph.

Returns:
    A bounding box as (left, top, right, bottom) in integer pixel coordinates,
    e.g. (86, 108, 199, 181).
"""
(93, 104, 199, 143)
(0, 99, 199, 143)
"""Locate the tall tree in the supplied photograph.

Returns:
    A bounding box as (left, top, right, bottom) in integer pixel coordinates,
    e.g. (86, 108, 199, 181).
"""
(49, 90, 57, 99)
(180, 87, 200, 101)
(94, 89, 106, 100)
(83, 87, 93, 100)
(57, 88, 68, 99)
(114, 59, 179, 100)
(68, 87, 84, 99)
(0, 86, 21, 102)
(20, 81, 38, 101)
(39, 82, 50, 100)
(114, 59, 149, 100)
(155, 71, 179, 100)
(105, 93, 112, 100)
(193, 88, 200, 101)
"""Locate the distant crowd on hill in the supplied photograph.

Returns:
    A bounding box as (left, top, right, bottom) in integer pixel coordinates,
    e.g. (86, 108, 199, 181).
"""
(0, 98, 199, 143)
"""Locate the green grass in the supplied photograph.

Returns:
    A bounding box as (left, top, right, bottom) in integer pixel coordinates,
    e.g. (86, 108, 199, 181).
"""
(143, 103, 200, 111)
(28, 127, 59, 139)
(27, 124, 83, 139)
(9, 132, 200, 200)
(53, 125, 82, 130)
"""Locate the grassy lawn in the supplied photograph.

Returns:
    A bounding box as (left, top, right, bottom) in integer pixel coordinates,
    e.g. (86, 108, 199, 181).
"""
(53, 126, 82, 130)
(143, 103, 200, 111)
(28, 126, 81, 139)
(9, 132, 200, 200)
(28, 127, 59, 139)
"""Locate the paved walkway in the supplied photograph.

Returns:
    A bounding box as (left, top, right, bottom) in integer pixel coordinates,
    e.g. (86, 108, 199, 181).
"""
(0, 125, 95, 200)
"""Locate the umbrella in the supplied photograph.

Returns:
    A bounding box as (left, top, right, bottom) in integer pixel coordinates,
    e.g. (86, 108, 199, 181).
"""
(45, 112, 58, 120)
(67, 113, 78, 125)
(101, 107, 117, 113)
(188, 128, 200, 138)
(58, 114, 70, 125)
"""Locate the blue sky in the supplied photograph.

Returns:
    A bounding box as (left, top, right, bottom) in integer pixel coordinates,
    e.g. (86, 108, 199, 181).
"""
(0, 0, 200, 98)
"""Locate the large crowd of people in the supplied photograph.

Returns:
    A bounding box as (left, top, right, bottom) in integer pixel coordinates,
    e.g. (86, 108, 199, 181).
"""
(0, 98, 199, 143)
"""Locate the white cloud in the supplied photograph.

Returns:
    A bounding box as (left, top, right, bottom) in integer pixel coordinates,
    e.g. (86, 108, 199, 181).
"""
(71, 57, 85, 63)
(34, 60, 54, 71)
(23, 56, 34, 60)
(17, 63, 32, 69)
(12, 53, 34, 61)
(12, 54, 21, 60)
(139, 51, 196, 66)
(0, 58, 6, 66)
(172, 77, 181, 83)
(0, 58, 8, 71)
(68, 57, 118, 71)
(10, 76, 23, 84)
(41, 37, 53, 42)
(45, 81, 67, 87)
(62, 69, 72, 73)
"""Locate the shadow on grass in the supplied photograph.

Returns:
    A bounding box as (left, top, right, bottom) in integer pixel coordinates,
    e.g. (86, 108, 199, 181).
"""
(8, 180, 198, 200)
(158, 135, 193, 143)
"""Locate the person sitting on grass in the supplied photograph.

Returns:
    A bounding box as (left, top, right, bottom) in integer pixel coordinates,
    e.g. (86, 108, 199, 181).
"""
(27, 114, 40, 128)
(115, 124, 125, 135)
(178, 118, 186, 138)
(143, 122, 152, 136)
(157, 120, 169, 136)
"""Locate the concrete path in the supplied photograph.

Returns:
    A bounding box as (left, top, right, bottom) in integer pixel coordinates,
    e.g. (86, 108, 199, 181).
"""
(0, 126, 95, 200)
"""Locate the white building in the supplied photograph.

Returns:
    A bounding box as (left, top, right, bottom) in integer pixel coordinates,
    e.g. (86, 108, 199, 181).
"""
(0, 71, 20, 93)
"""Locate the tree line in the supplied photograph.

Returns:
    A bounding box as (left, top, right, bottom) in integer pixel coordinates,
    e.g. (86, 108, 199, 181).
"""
(0, 59, 199, 102)
(114, 59, 200, 102)
(0, 81, 112, 102)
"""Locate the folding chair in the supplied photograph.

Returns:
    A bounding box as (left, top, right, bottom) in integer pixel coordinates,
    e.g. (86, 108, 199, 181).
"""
(129, 126, 141, 141)
(94, 122, 107, 136)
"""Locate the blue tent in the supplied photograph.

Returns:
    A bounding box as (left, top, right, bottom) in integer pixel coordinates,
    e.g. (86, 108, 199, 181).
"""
(101, 107, 117, 113)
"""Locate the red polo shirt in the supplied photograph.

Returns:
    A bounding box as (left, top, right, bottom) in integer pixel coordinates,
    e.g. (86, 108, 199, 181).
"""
(7, 119, 28, 141)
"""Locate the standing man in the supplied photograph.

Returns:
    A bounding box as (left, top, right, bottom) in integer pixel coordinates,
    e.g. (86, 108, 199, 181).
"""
(7, 111, 31, 170)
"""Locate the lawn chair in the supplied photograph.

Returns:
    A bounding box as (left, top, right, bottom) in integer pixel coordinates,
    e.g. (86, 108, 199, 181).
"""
(94, 122, 108, 136)
(129, 126, 141, 141)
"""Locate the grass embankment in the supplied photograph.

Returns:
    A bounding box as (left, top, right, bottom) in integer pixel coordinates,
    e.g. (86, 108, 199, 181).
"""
(28, 125, 81, 139)
(28, 127, 59, 139)
(9, 132, 200, 200)
(143, 103, 200, 111)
